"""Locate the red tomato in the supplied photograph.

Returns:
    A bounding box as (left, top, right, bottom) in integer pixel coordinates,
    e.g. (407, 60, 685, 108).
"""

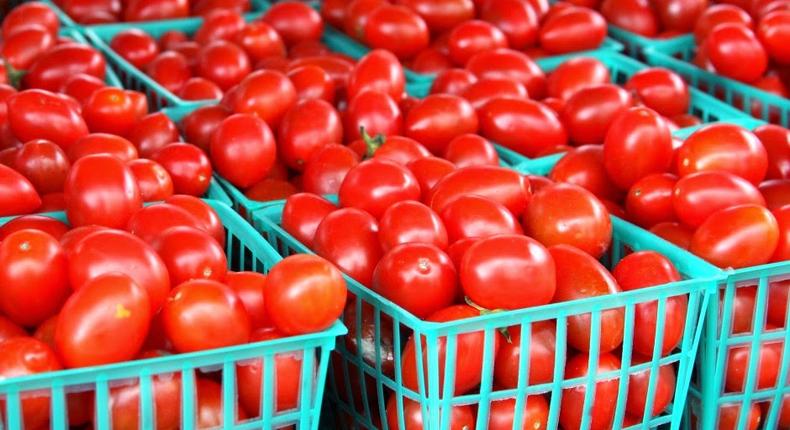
(178, 77, 223, 101)
(194, 378, 248, 428)
(237, 327, 303, 414)
(760, 179, 790, 210)
(128, 159, 174, 202)
(768, 280, 789, 327)
(107, 366, 181, 430)
(344, 90, 403, 143)
(244, 178, 298, 202)
(466, 48, 547, 98)
(447, 20, 508, 66)
(229, 70, 297, 129)
(604, 107, 673, 190)
(404, 94, 478, 155)
(654, 0, 707, 31)
(193, 9, 245, 45)
(539, 6, 607, 54)
(0, 337, 62, 429)
(0, 164, 40, 216)
(561, 84, 631, 145)
(440, 195, 523, 243)
(225, 271, 268, 329)
(196, 41, 251, 91)
(68, 133, 138, 163)
(369, 136, 431, 165)
(60, 74, 104, 107)
(706, 24, 768, 83)
(773, 205, 790, 261)
(301, 144, 359, 195)
(14, 139, 69, 195)
(494, 320, 557, 386)
(110, 29, 159, 68)
(758, 10, 790, 65)
(344, 0, 387, 40)
(339, 159, 420, 219)
(480, 0, 539, 49)
(462, 78, 529, 114)
(24, 44, 106, 92)
(442, 133, 499, 167)
(430, 165, 530, 216)
(676, 123, 768, 185)
(479, 97, 567, 157)
(626, 355, 677, 417)
(145, 51, 190, 93)
(124, 0, 188, 21)
(180, 105, 229, 153)
(209, 113, 275, 188)
(398, 0, 474, 33)
(600, 0, 659, 36)
(694, 4, 753, 43)
(2, 25, 55, 71)
(287, 65, 335, 104)
(233, 21, 285, 63)
(726, 340, 782, 391)
(716, 403, 762, 430)
(165, 195, 225, 246)
(149, 143, 211, 197)
(65, 154, 141, 229)
(0, 215, 67, 241)
(487, 397, 549, 430)
(625, 173, 677, 228)
(406, 156, 456, 200)
(650, 222, 694, 249)
(2, 2, 59, 38)
(560, 352, 621, 430)
(378, 200, 448, 251)
(755, 124, 790, 180)
(0, 315, 26, 343)
(278, 99, 343, 171)
(690, 204, 779, 268)
(262, 1, 323, 46)
(56, 272, 150, 367)
(162, 279, 250, 352)
(625, 68, 690, 117)
(152, 226, 227, 286)
(6, 89, 88, 150)
(127, 111, 180, 158)
(673, 171, 765, 228)
(546, 56, 611, 100)
(386, 396, 475, 430)
(126, 203, 205, 245)
(549, 145, 623, 202)
(313, 208, 383, 286)
(281, 193, 336, 248)
(347, 49, 405, 101)
(364, 5, 430, 60)
(430, 68, 478, 95)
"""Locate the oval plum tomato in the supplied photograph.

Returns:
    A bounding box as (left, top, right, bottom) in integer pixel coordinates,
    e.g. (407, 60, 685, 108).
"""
(149, 143, 212, 197)
(229, 70, 298, 129)
(401, 304, 497, 394)
(755, 124, 790, 180)
(430, 165, 530, 216)
(313, 208, 383, 286)
(600, 0, 658, 36)
(196, 40, 251, 91)
(0, 164, 40, 216)
(193, 10, 245, 45)
(344, 90, 403, 143)
(364, 5, 429, 60)
(625, 173, 678, 228)
(56, 272, 150, 367)
(549, 145, 624, 202)
(613, 251, 686, 355)
(282, 193, 336, 248)
(209, 113, 276, 188)
(162, 279, 250, 353)
(152, 226, 227, 286)
(373, 243, 457, 318)
(442, 133, 499, 168)
(0, 215, 68, 241)
(2, 2, 59, 38)
(0, 316, 26, 342)
(551, 245, 624, 352)
(706, 24, 768, 83)
(165, 195, 225, 246)
(181, 105, 230, 153)
(0, 230, 68, 327)
(6, 89, 88, 150)
(466, 48, 547, 98)
(126, 203, 205, 244)
(123, 0, 188, 21)
(461, 235, 555, 310)
(343, 0, 386, 40)
(625, 68, 690, 117)
(440, 195, 522, 243)
(0, 337, 62, 429)
(480, 0, 539, 49)
(287, 65, 335, 104)
(379, 200, 448, 251)
(2, 25, 55, 71)
(768, 280, 789, 326)
(278, 99, 343, 171)
(525, 183, 612, 258)
(546, 56, 611, 100)
(676, 123, 768, 185)
(369, 135, 430, 165)
(14, 139, 70, 195)
(691, 204, 779, 268)
(386, 397, 474, 430)
(39, 193, 65, 212)
(479, 97, 567, 157)
(110, 29, 159, 68)
(320, 0, 346, 27)
(650, 222, 694, 249)
(302, 144, 360, 195)
(673, 171, 765, 228)
(24, 44, 106, 92)
(339, 159, 420, 219)
(64, 154, 141, 229)
(127, 159, 174, 202)
(347, 49, 405, 101)
(758, 10, 790, 65)
(127, 111, 180, 158)
(561, 84, 631, 145)
(488, 396, 549, 430)
(626, 356, 677, 417)
(145, 51, 190, 93)
(653, 0, 706, 32)
(716, 403, 762, 430)
(225, 271, 268, 329)
(603, 107, 673, 190)
(107, 362, 181, 430)
(694, 4, 753, 43)
(772, 206, 790, 262)
(233, 21, 285, 63)
(68, 133, 138, 163)
(244, 178, 298, 202)
(407, 156, 456, 201)
(447, 20, 508, 66)
(760, 179, 790, 210)
(178, 77, 223, 101)
(197, 381, 248, 427)
(261, 1, 323, 46)
(726, 340, 782, 391)
(494, 320, 556, 387)
(430, 68, 478, 95)
(404, 94, 478, 155)
(539, 6, 607, 54)
(287, 54, 354, 91)
(560, 352, 621, 430)
(398, 0, 474, 33)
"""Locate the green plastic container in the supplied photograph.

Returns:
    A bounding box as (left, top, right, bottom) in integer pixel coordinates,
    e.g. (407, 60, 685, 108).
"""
(497, 50, 753, 169)
(644, 35, 790, 127)
(250, 198, 718, 430)
(0, 200, 346, 430)
(606, 25, 688, 59)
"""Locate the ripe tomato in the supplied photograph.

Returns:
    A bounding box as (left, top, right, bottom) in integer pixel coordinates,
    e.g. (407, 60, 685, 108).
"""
(466, 49, 546, 98)
(694, 4, 753, 43)
(624, 173, 677, 228)
(2, 2, 59, 38)
(0, 316, 26, 343)
(0, 215, 68, 240)
(227, 70, 297, 129)
(14, 139, 69, 195)
(430, 69, 477, 95)
(24, 44, 106, 92)
(480, 0, 539, 49)
(237, 328, 303, 415)
(440, 195, 523, 243)
(676, 124, 768, 185)
(68, 133, 139, 163)
(56, 272, 151, 367)
(673, 171, 765, 228)
(128, 159, 174, 202)
(560, 352, 621, 430)
(65, 154, 142, 229)
(127, 111, 180, 157)
(539, 6, 607, 54)
(225, 271, 268, 330)
(378, 200, 448, 251)
(625, 68, 690, 117)
(0, 337, 62, 429)
(603, 107, 673, 190)
(287, 65, 335, 104)
(461, 78, 529, 113)
(262, 1, 323, 46)
(690, 204, 779, 268)
(127, 203, 206, 245)
(196, 41, 251, 91)
(706, 24, 768, 83)
(561, 84, 631, 145)
(546, 57, 610, 101)
(180, 106, 229, 154)
(347, 49, 405, 101)
(726, 341, 782, 391)
(146, 51, 190, 93)
(164, 195, 224, 246)
(364, 5, 429, 60)
(343, 301, 395, 375)
(479, 97, 567, 157)
(627, 356, 677, 418)
(124, 0, 188, 21)
(442, 133, 499, 168)
(301, 144, 359, 195)
(193, 10, 245, 45)
(162, 279, 250, 352)
(716, 403, 762, 430)
(107, 367, 181, 430)
(398, 0, 474, 33)
(447, 20, 507, 66)
(282, 193, 336, 248)
(339, 159, 420, 219)
(758, 10, 790, 65)
(344, 90, 403, 143)
(6, 89, 88, 150)
(278, 99, 343, 171)
(2, 25, 55, 71)
(406, 156, 456, 201)
(755, 124, 790, 180)
(210, 113, 276, 188)
(768, 280, 789, 327)
(488, 396, 549, 430)
(650, 222, 694, 249)
(152, 226, 227, 286)
(494, 320, 557, 387)
(313, 208, 383, 286)
(0, 164, 41, 216)
(600, 0, 659, 36)
(178, 77, 223, 101)
(404, 94, 478, 155)
(430, 165, 530, 216)
(613, 251, 686, 355)
(371, 136, 431, 165)
(386, 397, 475, 430)
(110, 29, 158, 69)
(760, 179, 790, 210)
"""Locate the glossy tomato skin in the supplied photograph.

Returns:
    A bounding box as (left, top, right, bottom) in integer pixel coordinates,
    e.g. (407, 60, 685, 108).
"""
(0, 164, 41, 216)
(560, 352, 621, 430)
(650, 222, 694, 249)
(625, 68, 690, 117)
(278, 99, 343, 171)
(64, 154, 142, 229)
(347, 49, 405, 101)
(440, 195, 523, 243)
(725, 340, 782, 392)
(210, 113, 276, 188)
(466, 48, 547, 98)
(539, 6, 607, 54)
(6, 89, 89, 150)
(127, 112, 180, 158)
(386, 397, 475, 430)
(488, 397, 549, 430)
(339, 159, 420, 219)
(673, 171, 765, 228)
(364, 5, 430, 60)
(759, 10, 790, 65)
(461, 78, 529, 113)
(561, 84, 632, 146)
(237, 328, 303, 415)
(447, 20, 507, 66)
(56, 272, 151, 367)
(626, 355, 677, 417)
(0, 337, 62, 429)
(480, 0, 539, 49)
(429, 165, 531, 216)
(755, 124, 790, 180)
(378, 200, 448, 251)
(301, 144, 360, 195)
(126, 203, 206, 244)
(771, 206, 790, 262)
(107, 360, 181, 430)
(442, 133, 499, 167)
(262, 1, 323, 46)
(479, 97, 567, 157)
(14, 139, 70, 195)
(344, 90, 403, 143)
(706, 24, 768, 83)
(430, 68, 478, 95)
(313, 208, 383, 286)
(151, 226, 227, 286)
(760, 179, 790, 210)
(24, 43, 106, 91)
(715, 403, 762, 430)
(287, 65, 335, 104)
(164, 195, 224, 247)
(625, 173, 678, 228)
(68, 133, 138, 163)
(228, 69, 297, 129)
(690, 204, 779, 268)
(677, 124, 768, 185)
(146, 51, 190, 93)
(110, 29, 158, 68)
(281, 193, 336, 248)
(406, 156, 456, 201)
(600, 0, 658, 36)
(404, 94, 478, 155)
(494, 320, 557, 386)
(0, 215, 68, 240)
(128, 159, 174, 202)
(371, 136, 431, 165)
(2, 2, 59, 38)
(546, 56, 611, 101)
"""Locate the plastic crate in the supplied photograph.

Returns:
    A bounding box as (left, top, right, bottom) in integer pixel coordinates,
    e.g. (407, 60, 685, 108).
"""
(249, 198, 718, 430)
(644, 35, 790, 127)
(497, 50, 752, 169)
(0, 199, 346, 430)
(606, 25, 688, 59)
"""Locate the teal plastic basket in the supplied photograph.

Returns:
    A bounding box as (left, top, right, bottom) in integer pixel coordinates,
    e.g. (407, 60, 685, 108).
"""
(606, 25, 688, 59)
(249, 198, 718, 430)
(497, 50, 752, 169)
(644, 35, 790, 127)
(0, 200, 346, 430)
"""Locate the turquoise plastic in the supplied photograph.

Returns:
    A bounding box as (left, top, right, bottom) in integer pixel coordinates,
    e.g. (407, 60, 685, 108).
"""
(250, 199, 718, 430)
(606, 25, 688, 58)
(644, 35, 790, 127)
(0, 200, 346, 430)
(497, 50, 752, 169)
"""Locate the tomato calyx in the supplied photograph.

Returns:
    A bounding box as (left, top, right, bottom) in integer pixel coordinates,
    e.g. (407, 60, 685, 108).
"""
(360, 126, 386, 158)
(4, 61, 26, 89)
(463, 296, 512, 342)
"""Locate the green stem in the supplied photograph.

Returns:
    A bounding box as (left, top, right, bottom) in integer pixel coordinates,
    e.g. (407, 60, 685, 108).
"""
(359, 126, 386, 158)
(4, 61, 26, 90)
(463, 297, 512, 343)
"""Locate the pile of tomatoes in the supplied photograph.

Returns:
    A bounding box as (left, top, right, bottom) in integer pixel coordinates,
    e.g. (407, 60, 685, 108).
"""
(51, 0, 258, 24)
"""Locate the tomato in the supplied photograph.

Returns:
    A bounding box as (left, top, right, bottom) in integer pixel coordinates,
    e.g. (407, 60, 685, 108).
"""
(209, 113, 276, 188)
(758, 10, 790, 65)
(193, 378, 247, 428)
(546, 56, 611, 101)
(299, 144, 357, 195)
(65, 154, 141, 228)
(673, 171, 765, 228)
(755, 124, 790, 180)
(111, 29, 158, 68)
(145, 51, 190, 93)
(706, 24, 768, 83)
(626, 355, 676, 418)
(152, 226, 227, 287)
(244, 178, 298, 202)
(0, 337, 62, 429)
(678, 124, 768, 185)
(367, 136, 429, 166)
(398, 0, 474, 33)
(716, 403, 762, 430)
(494, 320, 557, 387)
(624, 173, 677, 228)
(726, 285, 759, 334)
(13, 139, 69, 195)
(726, 340, 782, 391)
(124, 0, 188, 21)
(0, 316, 26, 344)
(69, 229, 170, 313)
(281, 193, 336, 248)
(480, 0, 539, 49)
(447, 20, 507, 66)
(479, 97, 566, 158)
(561, 84, 631, 146)
(0, 215, 67, 241)
(560, 352, 621, 430)
(126, 203, 204, 244)
(549, 145, 623, 202)
(225, 271, 268, 329)
(24, 43, 106, 92)
(180, 105, 229, 153)
(441, 195, 522, 244)
(2, 25, 55, 71)
(488, 397, 549, 430)
(650, 222, 694, 249)
(625, 68, 690, 117)
(462, 78, 529, 112)
(691, 204, 779, 268)
(313, 208, 383, 286)
(364, 5, 429, 60)
(653, 0, 706, 32)
(430, 69, 478, 95)
(760, 179, 790, 210)
(0, 164, 39, 216)
(600, 0, 659, 36)
(126, 112, 179, 158)
(2, 2, 59, 38)
(278, 99, 343, 171)
(320, 0, 346, 27)
(378, 200, 448, 252)
(772, 206, 790, 263)
(339, 159, 420, 219)
(68, 133, 138, 163)
(347, 50, 405, 101)
(231, 22, 284, 65)
(694, 4, 753, 43)
(768, 280, 789, 327)
(107, 367, 181, 430)
(164, 195, 224, 246)
(403, 94, 478, 155)
(128, 159, 174, 202)
(344, 90, 403, 143)
(287, 65, 335, 104)
(540, 6, 607, 54)
(466, 49, 547, 98)
(386, 396, 475, 430)
(230, 70, 298, 129)
(193, 9, 244, 45)
(261, 1, 322, 46)
(429, 165, 530, 218)
(404, 157, 454, 201)
(178, 77, 223, 101)
(442, 133, 499, 168)
(7, 89, 88, 150)
(344, 0, 386, 40)
(56, 272, 150, 367)
(196, 41, 251, 91)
